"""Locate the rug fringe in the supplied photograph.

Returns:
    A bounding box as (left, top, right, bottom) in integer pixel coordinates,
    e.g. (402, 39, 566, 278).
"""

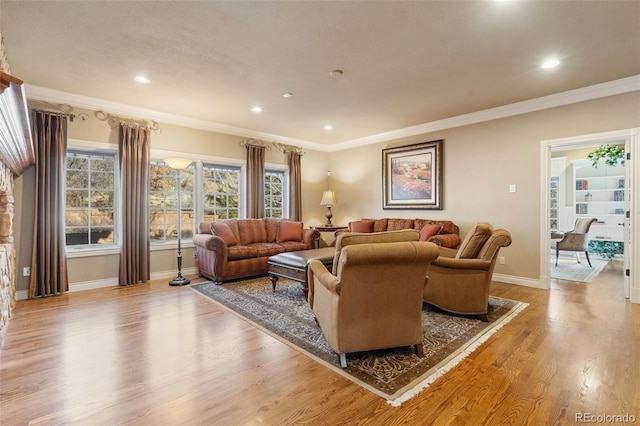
(387, 301, 529, 407)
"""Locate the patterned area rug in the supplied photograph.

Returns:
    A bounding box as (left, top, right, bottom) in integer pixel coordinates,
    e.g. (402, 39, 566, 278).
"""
(550, 253, 608, 282)
(191, 277, 527, 406)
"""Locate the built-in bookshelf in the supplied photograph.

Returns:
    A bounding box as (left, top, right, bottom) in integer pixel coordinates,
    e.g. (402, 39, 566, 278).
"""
(572, 159, 625, 242)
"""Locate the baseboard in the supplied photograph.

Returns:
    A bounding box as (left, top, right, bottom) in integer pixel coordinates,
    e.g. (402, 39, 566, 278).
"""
(631, 287, 640, 304)
(492, 273, 545, 289)
(15, 267, 199, 300)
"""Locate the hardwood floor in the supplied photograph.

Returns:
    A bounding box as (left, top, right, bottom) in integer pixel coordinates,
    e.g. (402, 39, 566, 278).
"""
(1, 261, 638, 425)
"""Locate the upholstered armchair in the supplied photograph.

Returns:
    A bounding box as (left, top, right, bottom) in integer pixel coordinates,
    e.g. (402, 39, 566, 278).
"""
(551, 217, 598, 267)
(308, 240, 440, 368)
(423, 222, 512, 322)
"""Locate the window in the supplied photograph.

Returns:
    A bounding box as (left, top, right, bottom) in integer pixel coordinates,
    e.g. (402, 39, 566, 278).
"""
(264, 170, 285, 218)
(65, 151, 116, 246)
(202, 164, 240, 220)
(149, 161, 195, 242)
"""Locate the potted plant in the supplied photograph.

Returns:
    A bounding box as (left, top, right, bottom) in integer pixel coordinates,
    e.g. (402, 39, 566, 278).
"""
(587, 144, 625, 168)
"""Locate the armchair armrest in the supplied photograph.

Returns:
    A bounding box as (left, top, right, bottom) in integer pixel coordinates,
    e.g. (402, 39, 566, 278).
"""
(307, 259, 341, 309)
(432, 256, 492, 272)
(303, 228, 321, 249)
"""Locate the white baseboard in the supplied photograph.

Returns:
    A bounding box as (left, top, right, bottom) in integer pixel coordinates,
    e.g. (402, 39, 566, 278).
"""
(15, 267, 199, 300)
(492, 273, 546, 289)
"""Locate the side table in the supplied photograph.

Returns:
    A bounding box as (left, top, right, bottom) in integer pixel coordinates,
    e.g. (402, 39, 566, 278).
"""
(311, 225, 348, 248)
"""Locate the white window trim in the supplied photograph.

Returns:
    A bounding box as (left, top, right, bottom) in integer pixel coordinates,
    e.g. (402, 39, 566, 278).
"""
(65, 139, 121, 258)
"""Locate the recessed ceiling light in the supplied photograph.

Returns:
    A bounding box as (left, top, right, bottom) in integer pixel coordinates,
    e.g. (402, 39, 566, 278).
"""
(134, 75, 150, 84)
(282, 92, 293, 98)
(541, 58, 560, 69)
(251, 106, 263, 113)
(324, 124, 333, 131)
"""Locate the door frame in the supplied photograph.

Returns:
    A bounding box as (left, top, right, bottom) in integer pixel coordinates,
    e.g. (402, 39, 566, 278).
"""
(539, 128, 639, 303)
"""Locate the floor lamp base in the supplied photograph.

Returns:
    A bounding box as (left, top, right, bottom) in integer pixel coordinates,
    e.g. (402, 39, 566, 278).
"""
(169, 275, 191, 286)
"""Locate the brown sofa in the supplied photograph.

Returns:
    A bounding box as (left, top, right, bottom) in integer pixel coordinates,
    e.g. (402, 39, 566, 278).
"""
(345, 218, 461, 248)
(193, 218, 320, 284)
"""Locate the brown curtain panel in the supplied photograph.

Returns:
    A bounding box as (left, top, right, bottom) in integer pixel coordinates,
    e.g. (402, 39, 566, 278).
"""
(119, 124, 150, 286)
(246, 144, 265, 218)
(287, 151, 302, 221)
(29, 110, 68, 298)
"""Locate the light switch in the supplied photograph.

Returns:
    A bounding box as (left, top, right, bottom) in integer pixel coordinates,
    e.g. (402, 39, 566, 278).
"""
(509, 184, 517, 193)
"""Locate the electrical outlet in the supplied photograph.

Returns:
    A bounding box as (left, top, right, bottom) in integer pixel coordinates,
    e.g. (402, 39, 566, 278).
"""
(23, 266, 31, 276)
(499, 256, 505, 265)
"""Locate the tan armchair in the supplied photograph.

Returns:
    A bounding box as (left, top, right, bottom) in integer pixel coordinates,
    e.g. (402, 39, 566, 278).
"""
(551, 217, 597, 267)
(308, 240, 440, 368)
(423, 222, 512, 321)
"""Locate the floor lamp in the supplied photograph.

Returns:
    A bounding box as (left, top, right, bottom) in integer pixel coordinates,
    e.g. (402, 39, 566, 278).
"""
(164, 158, 193, 286)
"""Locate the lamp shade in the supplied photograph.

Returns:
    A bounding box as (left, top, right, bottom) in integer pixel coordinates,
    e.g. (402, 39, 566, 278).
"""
(320, 190, 338, 206)
(164, 158, 193, 170)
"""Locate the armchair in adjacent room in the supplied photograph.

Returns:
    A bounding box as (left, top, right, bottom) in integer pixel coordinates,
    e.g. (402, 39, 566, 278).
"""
(308, 240, 440, 368)
(551, 217, 598, 267)
(423, 222, 512, 322)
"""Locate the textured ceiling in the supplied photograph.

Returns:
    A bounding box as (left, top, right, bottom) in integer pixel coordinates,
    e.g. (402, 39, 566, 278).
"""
(1, 1, 639, 147)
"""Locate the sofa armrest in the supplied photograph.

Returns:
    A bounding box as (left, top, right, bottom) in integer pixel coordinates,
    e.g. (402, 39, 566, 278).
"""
(430, 233, 461, 249)
(303, 228, 321, 249)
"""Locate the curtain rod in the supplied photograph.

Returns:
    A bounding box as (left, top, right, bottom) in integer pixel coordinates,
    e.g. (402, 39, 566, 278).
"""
(95, 110, 162, 134)
(273, 142, 305, 156)
(29, 101, 89, 122)
(239, 138, 272, 150)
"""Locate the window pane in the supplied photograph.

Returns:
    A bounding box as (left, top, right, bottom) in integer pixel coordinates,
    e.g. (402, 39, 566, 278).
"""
(203, 163, 241, 220)
(65, 151, 116, 247)
(148, 160, 195, 242)
(264, 170, 285, 219)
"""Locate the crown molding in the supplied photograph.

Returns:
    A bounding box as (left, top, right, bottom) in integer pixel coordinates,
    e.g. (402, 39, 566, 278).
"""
(26, 75, 640, 153)
(327, 75, 640, 152)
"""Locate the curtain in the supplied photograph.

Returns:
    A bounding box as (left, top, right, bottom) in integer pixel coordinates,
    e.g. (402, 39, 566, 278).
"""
(287, 151, 302, 221)
(119, 124, 150, 286)
(246, 144, 265, 218)
(29, 110, 68, 298)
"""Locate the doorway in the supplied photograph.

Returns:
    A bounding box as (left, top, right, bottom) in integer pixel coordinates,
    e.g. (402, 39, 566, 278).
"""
(540, 128, 639, 303)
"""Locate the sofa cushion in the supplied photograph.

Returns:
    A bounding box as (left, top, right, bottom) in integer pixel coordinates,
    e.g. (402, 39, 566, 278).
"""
(349, 220, 375, 233)
(227, 245, 258, 260)
(238, 219, 268, 245)
(211, 222, 239, 247)
(419, 223, 443, 241)
(386, 218, 415, 231)
(363, 218, 388, 233)
(456, 222, 493, 259)
(278, 221, 303, 242)
(252, 242, 285, 257)
(264, 218, 279, 243)
(277, 241, 308, 252)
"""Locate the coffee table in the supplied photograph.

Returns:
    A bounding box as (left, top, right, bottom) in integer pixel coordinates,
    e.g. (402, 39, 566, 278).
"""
(267, 247, 335, 298)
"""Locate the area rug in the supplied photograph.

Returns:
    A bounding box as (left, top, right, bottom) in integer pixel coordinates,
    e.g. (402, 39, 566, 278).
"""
(191, 277, 527, 407)
(550, 253, 608, 282)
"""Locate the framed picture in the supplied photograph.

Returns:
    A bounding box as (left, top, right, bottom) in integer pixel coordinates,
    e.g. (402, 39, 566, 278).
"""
(382, 140, 443, 210)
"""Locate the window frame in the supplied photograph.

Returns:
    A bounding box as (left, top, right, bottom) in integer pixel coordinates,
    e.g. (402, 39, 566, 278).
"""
(264, 163, 289, 219)
(65, 139, 120, 258)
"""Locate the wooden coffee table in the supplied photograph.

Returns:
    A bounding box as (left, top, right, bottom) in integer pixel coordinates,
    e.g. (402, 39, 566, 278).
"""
(267, 247, 335, 298)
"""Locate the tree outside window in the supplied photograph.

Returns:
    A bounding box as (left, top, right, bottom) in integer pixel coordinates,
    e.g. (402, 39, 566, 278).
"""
(203, 164, 240, 221)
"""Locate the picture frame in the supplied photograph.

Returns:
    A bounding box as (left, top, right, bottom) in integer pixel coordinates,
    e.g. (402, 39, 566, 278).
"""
(382, 139, 443, 210)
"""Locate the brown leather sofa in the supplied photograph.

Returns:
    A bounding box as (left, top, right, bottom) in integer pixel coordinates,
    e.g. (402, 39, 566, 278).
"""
(308, 231, 440, 367)
(193, 218, 320, 283)
(423, 222, 512, 321)
(346, 218, 461, 248)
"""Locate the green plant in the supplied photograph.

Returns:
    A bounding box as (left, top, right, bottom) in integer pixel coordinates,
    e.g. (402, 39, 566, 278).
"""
(587, 144, 625, 168)
(588, 240, 624, 259)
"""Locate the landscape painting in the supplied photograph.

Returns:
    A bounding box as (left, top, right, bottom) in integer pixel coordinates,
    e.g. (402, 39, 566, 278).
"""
(382, 140, 443, 209)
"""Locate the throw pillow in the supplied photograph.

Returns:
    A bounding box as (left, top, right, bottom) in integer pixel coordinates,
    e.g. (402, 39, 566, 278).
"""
(419, 223, 443, 241)
(278, 221, 303, 242)
(456, 222, 493, 259)
(349, 220, 374, 233)
(211, 222, 239, 247)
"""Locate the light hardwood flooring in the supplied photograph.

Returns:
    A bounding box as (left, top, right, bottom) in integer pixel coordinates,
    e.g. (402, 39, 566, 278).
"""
(1, 261, 638, 425)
